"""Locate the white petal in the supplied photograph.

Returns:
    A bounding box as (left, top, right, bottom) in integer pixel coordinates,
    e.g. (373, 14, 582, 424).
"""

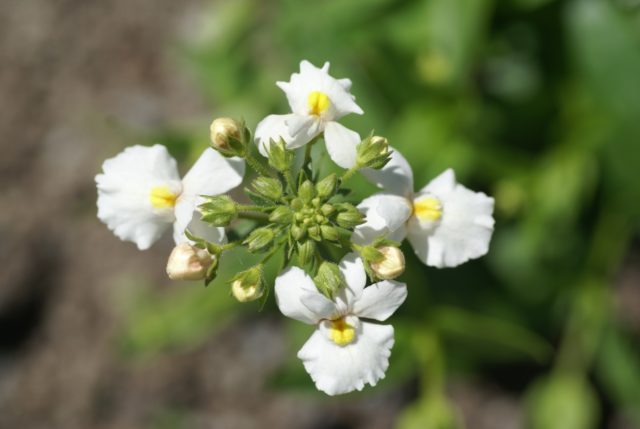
(96, 145, 180, 250)
(408, 174, 495, 268)
(353, 280, 407, 321)
(298, 322, 394, 396)
(333, 253, 367, 312)
(352, 194, 411, 245)
(181, 148, 245, 199)
(362, 147, 414, 196)
(276, 60, 363, 119)
(172, 202, 226, 245)
(275, 267, 336, 325)
(419, 168, 456, 195)
(254, 114, 311, 156)
(286, 114, 322, 145)
(324, 122, 360, 169)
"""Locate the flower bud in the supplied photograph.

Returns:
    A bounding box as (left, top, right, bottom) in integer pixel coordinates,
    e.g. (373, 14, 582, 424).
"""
(251, 176, 283, 201)
(335, 204, 365, 229)
(298, 180, 315, 202)
(369, 246, 405, 280)
(315, 173, 339, 200)
(230, 265, 265, 302)
(297, 240, 316, 267)
(308, 225, 321, 241)
(291, 224, 306, 241)
(321, 203, 335, 217)
(356, 135, 391, 169)
(199, 195, 237, 226)
(320, 225, 340, 242)
(269, 206, 293, 224)
(243, 226, 275, 252)
(266, 139, 293, 172)
(166, 243, 214, 281)
(210, 117, 246, 157)
(314, 261, 346, 299)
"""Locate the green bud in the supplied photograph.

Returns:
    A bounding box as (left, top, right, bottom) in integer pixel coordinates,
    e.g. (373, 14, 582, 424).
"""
(297, 240, 316, 267)
(266, 139, 293, 172)
(298, 180, 315, 202)
(361, 245, 384, 263)
(311, 197, 321, 208)
(199, 195, 237, 226)
(290, 198, 304, 211)
(308, 225, 321, 241)
(291, 224, 306, 240)
(269, 206, 293, 224)
(320, 225, 340, 242)
(335, 204, 365, 229)
(209, 117, 247, 157)
(230, 265, 265, 302)
(321, 203, 335, 217)
(243, 226, 275, 252)
(356, 135, 391, 169)
(251, 176, 283, 201)
(315, 173, 339, 200)
(314, 261, 345, 299)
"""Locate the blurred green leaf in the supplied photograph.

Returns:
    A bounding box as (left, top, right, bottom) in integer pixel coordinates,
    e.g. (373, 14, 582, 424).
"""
(525, 373, 600, 429)
(396, 394, 462, 429)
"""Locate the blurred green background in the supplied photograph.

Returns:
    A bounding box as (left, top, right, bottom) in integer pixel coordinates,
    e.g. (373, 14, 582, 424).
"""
(124, 0, 640, 427)
(2, 0, 639, 428)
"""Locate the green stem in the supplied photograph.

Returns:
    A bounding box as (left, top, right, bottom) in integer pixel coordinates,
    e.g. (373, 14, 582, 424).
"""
(237, 211, 269, 222)
(236, 204, 274, 212)
(245, 152, 272, 177)
(285, 170, 297, 193)
(220, 241, 240, 251)
(340, 165, 361, 182)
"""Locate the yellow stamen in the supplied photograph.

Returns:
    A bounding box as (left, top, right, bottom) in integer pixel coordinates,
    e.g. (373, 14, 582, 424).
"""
(308, 91, 330, 116)
(150, 186, 177, 209)
(413, 196, 442, 221)
(328, 317, 356, 346)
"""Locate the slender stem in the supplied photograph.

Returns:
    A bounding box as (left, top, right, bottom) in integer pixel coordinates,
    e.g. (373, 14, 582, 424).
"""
(220, 241, 240, 251)
(340, 165, 361, 182)
(237, 211, 269, 222)
(245, 152, 272, 177)
(284, 170, 297, 193)
(236, 204, 274, 212)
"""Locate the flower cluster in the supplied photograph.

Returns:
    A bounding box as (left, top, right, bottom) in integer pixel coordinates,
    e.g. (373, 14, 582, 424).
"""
(96, 60, 495, 395)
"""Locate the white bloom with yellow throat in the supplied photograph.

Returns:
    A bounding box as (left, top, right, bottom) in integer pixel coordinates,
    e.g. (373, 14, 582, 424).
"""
(96, 145, 244, 250)
(255, 60, 364, 168)
(275, 253, 407, 395)
(354, 149, 495, 268)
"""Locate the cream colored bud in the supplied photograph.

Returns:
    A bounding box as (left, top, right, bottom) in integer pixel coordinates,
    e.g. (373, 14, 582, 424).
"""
(166, 243, 213, 281)
(209, 117, 241, 151)
(231, 279, 264, 303)
(370, 246, 405, 280)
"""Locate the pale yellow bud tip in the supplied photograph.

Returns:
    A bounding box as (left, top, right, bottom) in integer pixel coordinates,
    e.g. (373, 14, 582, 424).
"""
(209, 117, 241, 150)
(231, 279, 264, 303)
(370, 246, 405, 280)
(166, 243, 213, 281)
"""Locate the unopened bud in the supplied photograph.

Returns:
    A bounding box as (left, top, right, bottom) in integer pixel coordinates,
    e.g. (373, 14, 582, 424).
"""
(269, 206, 293, 224)
(321, 203, 335, 216)
(199, 195, 237, 226)
(308, 225, 321, 241)
(291, 224, 306, 241)
(335, 204, 365, 229)
(369, 246, 405, 280)
(320, 225, 340, 242)
(230, 265, 265, 302)
(356, 135, 391, 169)
(210, 117, 245, 157)
(266, 139, 293, 172)
(166, 243, 214, 281)
(316, 173, 339, 200)
(314, 262, 346, 299)
(243, 226, 275, 252)
(252, 176, 283, 201)
(297, 240, 316, 267)
(298, 180, 315, 202)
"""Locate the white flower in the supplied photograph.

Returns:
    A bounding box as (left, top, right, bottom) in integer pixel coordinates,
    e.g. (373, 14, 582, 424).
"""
(355, 149, 495, 268)
(275, 253, 407, 395)
(255, 60, 364, 168)
(96, 145, 245, 250)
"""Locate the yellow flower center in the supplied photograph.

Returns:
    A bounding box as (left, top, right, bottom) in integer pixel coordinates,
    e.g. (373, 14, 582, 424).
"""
(149, 185, 177, 209)
(307, 91, 330, 116)
(413, 196, 442, 222)
(328, 317, 356, 346)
